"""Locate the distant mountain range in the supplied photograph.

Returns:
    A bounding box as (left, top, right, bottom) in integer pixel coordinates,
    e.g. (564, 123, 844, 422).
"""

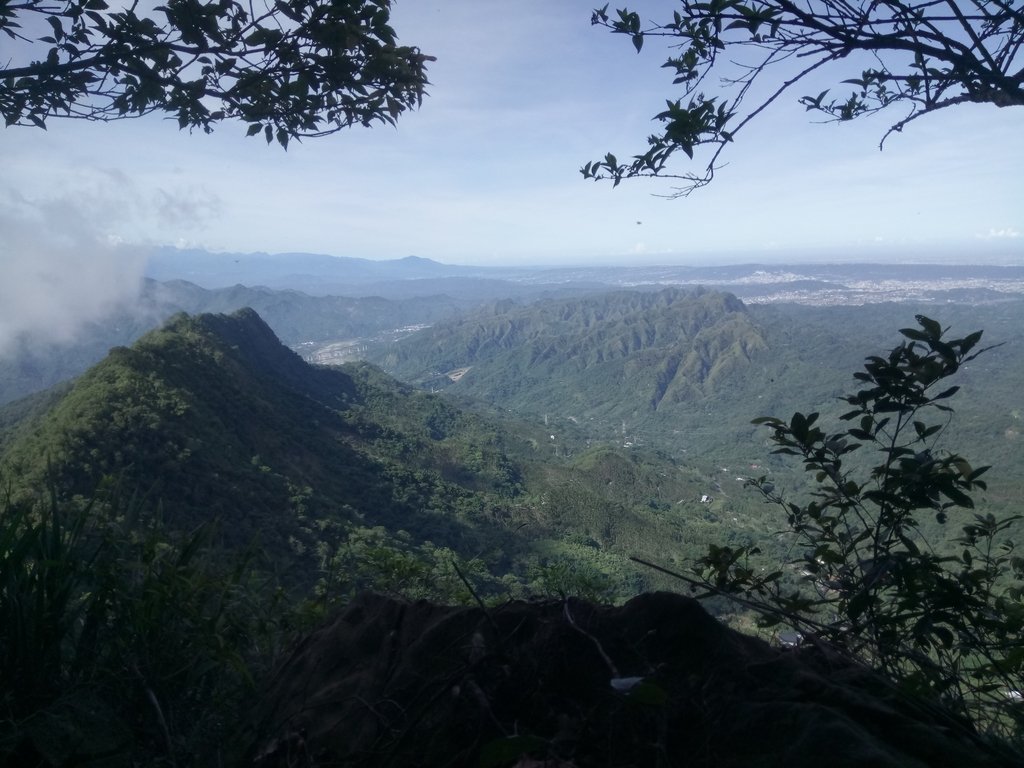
(145, 247, 1024, 303)
(145, 249, 463, 288)
(6, 249, 1011, 411)
(143, 247, 611, 299)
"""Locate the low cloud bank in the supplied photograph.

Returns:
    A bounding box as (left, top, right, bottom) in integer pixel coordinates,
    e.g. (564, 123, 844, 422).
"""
(0, 192, 148, 357)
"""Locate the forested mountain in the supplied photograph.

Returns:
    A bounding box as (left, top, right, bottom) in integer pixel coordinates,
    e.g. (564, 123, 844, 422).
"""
(373, 287, 767, 410)
(0, 309, 765, 598)
(368, 290, 1024, 505)
(365, 286, 808, 470)
(2, 310, 515, 589)
(0, 279, 469, 407)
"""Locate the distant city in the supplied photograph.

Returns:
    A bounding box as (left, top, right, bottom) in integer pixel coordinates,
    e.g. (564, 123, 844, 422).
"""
(499, 263, 1024, 306)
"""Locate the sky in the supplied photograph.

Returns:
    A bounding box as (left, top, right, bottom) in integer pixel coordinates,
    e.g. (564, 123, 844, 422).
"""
(1, 0, 1022, 280)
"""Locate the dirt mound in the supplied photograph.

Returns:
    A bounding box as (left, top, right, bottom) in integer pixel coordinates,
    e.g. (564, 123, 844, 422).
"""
(244, 592, 1016, 767)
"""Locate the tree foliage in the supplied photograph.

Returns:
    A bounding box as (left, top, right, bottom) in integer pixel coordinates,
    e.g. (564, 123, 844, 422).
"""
(688, 316, 1024, 740)
(0, 0, 432, 146)
(583, 1, 1024, 195)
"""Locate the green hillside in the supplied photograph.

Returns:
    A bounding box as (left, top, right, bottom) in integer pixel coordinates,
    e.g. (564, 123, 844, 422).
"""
(368, 290, 1024, 512)
(374, 287, 766, 415)
(1, 308, 761, 600)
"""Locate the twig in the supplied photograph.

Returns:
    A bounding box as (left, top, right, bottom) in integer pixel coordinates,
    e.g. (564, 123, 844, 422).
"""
(562, 601, 620, 678)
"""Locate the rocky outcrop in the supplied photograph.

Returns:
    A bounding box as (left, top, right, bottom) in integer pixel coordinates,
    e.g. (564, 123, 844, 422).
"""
(244, 592, 1018, 767)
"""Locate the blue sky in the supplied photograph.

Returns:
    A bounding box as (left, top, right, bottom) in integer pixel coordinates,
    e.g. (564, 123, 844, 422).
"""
(2, 0, 1022, 269)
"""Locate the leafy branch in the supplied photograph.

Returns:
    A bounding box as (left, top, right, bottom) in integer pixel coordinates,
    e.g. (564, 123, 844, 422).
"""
(1, 0, 433, 146)
(672, 316, 1024, 739)
(583, 1, 1024, 196)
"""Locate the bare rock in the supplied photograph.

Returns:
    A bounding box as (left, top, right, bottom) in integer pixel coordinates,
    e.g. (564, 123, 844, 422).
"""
(244, 592, 1018, 767)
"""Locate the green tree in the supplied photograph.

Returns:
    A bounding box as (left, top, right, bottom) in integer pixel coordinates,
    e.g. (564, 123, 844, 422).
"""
(583, 1, 1024, 195)
(1, 0, 432, 146)
(684, 316, 1024, 740)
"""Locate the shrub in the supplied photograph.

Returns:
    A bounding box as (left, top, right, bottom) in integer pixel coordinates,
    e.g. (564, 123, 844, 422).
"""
(691, 316, 1024, 740)
(0, 481, 283, 766)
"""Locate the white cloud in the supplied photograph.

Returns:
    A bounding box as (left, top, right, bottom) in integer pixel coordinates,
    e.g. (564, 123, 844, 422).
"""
(0, 191, 148, 356)
(154, 186, 224, 231)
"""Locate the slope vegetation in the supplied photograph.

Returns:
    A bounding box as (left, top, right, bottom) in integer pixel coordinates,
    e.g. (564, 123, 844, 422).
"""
(375, 287, 767, 411)
(1, 309, 760, 598)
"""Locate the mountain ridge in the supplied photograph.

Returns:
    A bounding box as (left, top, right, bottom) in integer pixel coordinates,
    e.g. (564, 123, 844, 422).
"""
(373, 287, 767, 411)
(145, 247, 462, 287)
